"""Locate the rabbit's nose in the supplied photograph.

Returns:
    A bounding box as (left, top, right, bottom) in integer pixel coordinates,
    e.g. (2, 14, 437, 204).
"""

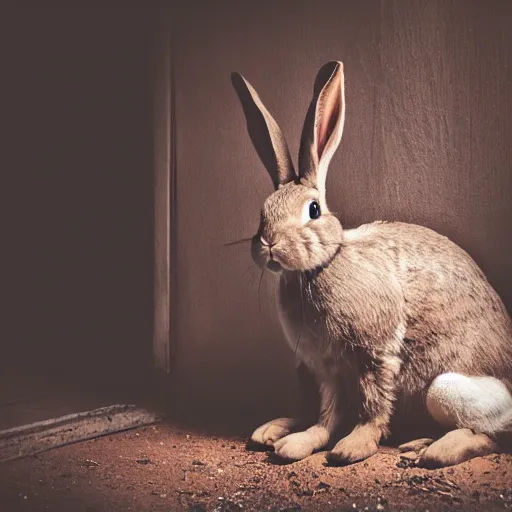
(260, 236, 275, 248)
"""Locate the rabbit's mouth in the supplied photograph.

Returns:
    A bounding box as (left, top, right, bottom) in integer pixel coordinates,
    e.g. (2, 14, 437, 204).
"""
(266, 259, 283, 273)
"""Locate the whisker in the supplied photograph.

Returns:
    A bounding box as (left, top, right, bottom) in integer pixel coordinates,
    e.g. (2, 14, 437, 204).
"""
(257, 267, 265, 316)
(241, 267, 259, 289)
(241, 263, 257, 280)
(304, 323, 318, 338)
(273, 282, 280, 309)
(224, 237, 254, 247)
(294, 273, 305, 357)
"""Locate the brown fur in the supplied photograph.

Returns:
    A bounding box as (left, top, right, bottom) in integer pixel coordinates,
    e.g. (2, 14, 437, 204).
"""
(232, 61, 512, 467)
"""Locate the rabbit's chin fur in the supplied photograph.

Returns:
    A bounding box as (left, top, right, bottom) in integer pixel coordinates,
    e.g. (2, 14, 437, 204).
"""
(251, 181, 343, 273)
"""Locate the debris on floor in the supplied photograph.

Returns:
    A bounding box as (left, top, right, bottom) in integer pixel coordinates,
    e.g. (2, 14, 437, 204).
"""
(0, 422, 511, 511)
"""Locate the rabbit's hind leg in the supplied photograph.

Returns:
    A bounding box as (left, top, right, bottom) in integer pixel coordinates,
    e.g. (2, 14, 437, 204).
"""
(417, 373, 512, 468)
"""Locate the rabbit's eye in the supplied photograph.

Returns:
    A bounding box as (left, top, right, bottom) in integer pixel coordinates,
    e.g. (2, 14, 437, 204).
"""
(309, 201, 321, 220)
(301, 200, 321, 224)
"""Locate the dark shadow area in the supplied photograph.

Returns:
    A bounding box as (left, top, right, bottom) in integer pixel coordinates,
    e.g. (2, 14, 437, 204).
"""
(2, 6, 157, 426)
(158, 370, 300, 439)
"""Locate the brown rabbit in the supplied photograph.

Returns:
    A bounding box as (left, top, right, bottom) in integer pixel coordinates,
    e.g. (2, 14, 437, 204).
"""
(231, 61, 512, 468)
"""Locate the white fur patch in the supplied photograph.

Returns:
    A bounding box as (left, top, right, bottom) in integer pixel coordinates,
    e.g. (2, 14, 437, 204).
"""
(394, 321, 406, 345)
(426, 373, 512, 435)
(343, 223, 378, 242)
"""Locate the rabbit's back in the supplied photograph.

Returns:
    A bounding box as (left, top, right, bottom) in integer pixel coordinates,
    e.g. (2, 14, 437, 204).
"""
(346, 221, 512, 393)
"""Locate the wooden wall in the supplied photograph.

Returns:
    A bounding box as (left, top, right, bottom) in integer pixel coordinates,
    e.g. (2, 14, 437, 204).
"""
(169, 0, 512, 429)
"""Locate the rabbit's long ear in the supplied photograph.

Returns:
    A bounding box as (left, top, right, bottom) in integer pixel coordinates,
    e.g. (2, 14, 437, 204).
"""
(231, 72, 296, 189)
(298, 61, 345, 198)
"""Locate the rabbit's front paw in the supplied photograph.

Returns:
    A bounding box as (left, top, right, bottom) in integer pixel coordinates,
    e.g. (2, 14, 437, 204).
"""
(273, 432, 317, 461)
(250, 417, 298, 447)
(328, 425, 379, 465)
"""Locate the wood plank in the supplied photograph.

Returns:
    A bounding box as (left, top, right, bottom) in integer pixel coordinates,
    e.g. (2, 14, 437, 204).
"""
(153, 7, 174, 373)
(0, 404, 159, 464)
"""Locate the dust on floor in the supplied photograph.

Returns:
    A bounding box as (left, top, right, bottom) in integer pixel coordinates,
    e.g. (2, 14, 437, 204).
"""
(0, 422, 511, 512)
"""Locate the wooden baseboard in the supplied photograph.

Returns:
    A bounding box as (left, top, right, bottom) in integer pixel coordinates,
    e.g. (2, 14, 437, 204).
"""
(0, 404, 160, 464)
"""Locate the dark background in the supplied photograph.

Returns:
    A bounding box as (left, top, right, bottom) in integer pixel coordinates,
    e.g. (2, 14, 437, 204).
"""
(3, 7, 155, 383)
(2, 3, 511, 431)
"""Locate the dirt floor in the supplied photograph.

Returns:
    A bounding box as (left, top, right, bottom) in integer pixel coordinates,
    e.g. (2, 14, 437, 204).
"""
(1, 421, 512, 512)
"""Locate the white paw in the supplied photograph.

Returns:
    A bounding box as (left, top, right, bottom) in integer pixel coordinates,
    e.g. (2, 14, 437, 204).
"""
(250, 418, 297, 446)
(273, 431, 316, 461)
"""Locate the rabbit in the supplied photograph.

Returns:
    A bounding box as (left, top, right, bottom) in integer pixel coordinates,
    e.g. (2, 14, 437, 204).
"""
(230, 61, 512, 468)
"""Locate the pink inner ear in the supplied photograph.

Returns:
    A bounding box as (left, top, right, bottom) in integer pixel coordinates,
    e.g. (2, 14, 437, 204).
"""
(316, 74, 341, 160)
